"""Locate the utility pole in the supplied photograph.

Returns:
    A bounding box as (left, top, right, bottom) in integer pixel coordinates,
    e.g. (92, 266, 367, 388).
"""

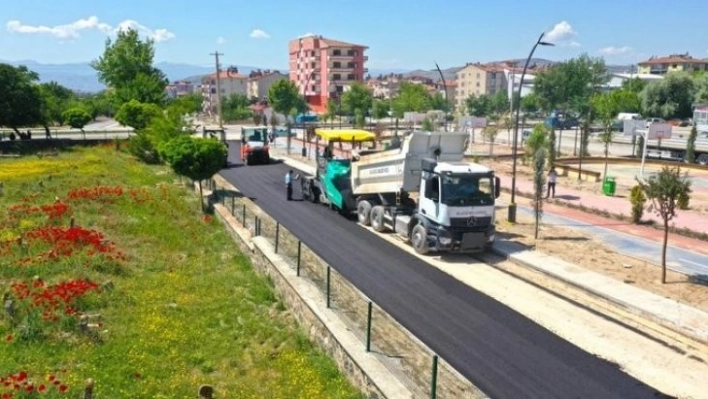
(210, 51, 224, 128)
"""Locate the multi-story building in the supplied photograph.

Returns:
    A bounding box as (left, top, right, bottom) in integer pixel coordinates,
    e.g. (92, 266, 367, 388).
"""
(201, 68, 248, 114)
(638, 53, 708, 75)
(289, 34, 368, 112)
(454, 63, 508, 111)
(166, 81, 195, 99)
(247, 70, 287, 100)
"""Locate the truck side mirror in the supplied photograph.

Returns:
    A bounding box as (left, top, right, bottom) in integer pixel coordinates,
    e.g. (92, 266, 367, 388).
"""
(494, 177, 501, 198)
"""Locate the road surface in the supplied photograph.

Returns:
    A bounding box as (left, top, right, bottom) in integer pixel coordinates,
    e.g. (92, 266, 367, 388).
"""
(218, 141, 665, 399)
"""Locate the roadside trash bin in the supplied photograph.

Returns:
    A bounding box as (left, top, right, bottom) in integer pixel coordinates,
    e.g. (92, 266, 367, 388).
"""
(301, 147, 307, 157)
(603, 176, 616, 196)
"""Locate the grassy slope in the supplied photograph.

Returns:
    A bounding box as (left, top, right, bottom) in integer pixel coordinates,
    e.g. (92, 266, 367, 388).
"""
(0, 144, 362, 398)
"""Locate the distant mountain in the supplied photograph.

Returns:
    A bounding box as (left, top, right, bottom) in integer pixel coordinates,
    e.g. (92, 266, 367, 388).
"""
(0, 60, 282, 93)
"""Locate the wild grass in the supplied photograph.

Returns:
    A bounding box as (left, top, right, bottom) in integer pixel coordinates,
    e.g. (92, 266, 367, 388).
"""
(0, 144, 362, 398)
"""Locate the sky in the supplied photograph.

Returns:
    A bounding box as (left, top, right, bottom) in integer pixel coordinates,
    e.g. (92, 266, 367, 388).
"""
(1, 0, 707, 71)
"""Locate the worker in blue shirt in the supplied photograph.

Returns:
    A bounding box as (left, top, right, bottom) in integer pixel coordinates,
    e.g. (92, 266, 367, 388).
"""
(285, 170, 294, 201)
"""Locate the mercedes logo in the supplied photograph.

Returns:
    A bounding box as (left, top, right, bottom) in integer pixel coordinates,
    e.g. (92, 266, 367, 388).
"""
(466, 216, 478, 226)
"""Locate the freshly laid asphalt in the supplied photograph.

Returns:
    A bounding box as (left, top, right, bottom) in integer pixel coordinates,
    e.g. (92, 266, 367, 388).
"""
(219, 142, 667, 399)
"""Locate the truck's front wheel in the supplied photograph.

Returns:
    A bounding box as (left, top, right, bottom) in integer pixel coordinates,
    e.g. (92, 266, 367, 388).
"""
(370, 205, 385, 232)
(357, 201, 372, 226)
(411, 225, 429, 255)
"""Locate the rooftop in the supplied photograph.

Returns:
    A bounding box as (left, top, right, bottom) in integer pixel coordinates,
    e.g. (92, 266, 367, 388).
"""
(293, 34, 368, 49)
(639, 53, 708, 65)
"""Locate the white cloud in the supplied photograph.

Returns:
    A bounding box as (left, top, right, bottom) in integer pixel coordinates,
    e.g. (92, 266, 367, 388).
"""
(598, 46, 634, 56)
(545, 21, 579, 47)
(5, 16, 174, 42)
(216, 36, 226, 45)
(249, 29, 270, 39)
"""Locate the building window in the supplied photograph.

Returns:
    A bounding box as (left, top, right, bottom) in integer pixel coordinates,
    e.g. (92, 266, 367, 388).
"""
(347, 62, 356, 68)
(347, 74, 355, 80)
(333, 62, 342, 68)
(311, 85, 316, 92)
(476, 73, 480, 78)
(336, 85, 344, 93)
(333, 49, 341, 56)
(333, 74, 342, 80)
(476, 82, 480, 87)
(347, 49, 357, 56)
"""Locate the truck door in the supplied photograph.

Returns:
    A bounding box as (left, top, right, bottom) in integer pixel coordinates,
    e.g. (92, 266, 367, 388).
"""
(421, 175, 441, 220)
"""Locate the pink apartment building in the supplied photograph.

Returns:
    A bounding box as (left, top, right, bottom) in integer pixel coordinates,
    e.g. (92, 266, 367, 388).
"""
(288, 34, 368, 113)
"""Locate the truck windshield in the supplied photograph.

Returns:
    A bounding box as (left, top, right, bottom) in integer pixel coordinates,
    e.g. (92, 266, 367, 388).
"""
(441, 175, 493, 206)
(244, 129, 266, 142)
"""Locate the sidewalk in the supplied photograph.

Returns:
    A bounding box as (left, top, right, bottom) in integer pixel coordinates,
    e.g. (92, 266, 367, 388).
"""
(507, 172, 708, 234)
(267, 139, 708, 350)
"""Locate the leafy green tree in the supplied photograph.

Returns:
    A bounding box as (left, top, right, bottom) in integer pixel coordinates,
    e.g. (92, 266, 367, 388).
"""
(115, 99, 162, 130)
(692, 73, 708, 105)
(490, 91, 510, 117)
(354, 109, 366, 129)
(62, 108, 92, 136)
(686, 125, 698, 163)
(0, 64, 43, 134)
(92, 28, 167, 106)
(421, 118, 434, 131)
(637, 166, 692, 283)
(82, 92, 114, 120)
(591, 91, 627, 179)
(159, 135, 227, 211)
(38, 81, 75, 134)
(466, 94, 491, 117)
(429, 92, 451, 113)
(371, 100, 390, 119)
(525, 124, 548, 165)
(641, 72, 695, 119)
(168, 93, 202, 116)
(222, 94, 252, 122)
(268, 79, 306, 122)
(341, 83, 373, 116)
(482, 124, 499, 156)
(629, 185, 646, 224)
(392, 82, 430, 117)
(533, 148, 547, 239)
(621, 77, 647, 94)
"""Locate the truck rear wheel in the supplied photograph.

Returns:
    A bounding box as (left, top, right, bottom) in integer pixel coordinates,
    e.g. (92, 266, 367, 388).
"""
(370, 205, 385, 232)
(698, 154, 708, 165)
(357, 201, 372, 226)
(411, 225, 429, 255)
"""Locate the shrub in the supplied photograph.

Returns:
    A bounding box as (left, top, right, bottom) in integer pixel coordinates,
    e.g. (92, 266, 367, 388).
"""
(677, 190, 690, 210)
(629, 185, 646, 223)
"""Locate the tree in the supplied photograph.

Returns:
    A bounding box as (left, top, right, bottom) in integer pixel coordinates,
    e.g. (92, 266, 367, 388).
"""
(62, 108, 92, 137)
(168, 93, 202, 116)
(591, 91, 623, 179)
(92, 28, 167, 106)
(533, 148, 547, 240)
(222, 94, 252, 122)
(621, 77, 647, 94)
(547, 129, 556, 168)
(38, 81, 75, 135)
(354, 109, 365, 129)
(637, 166, 692, 283)
(429, 92, 451, 113)
(341, 82, 373, 116)
(158, 135, 228, 211)
(686, 125, 698, 163)
(115, 99, 162, 131)
(490, 91, 510, 117)
(641, 72, 695, 119)
(82, 92, 114, 120)
(629, 185, 646, 224)
(0, 64, 43, 134)
(525, 124, 548, 164)
(268, 79, 305, 123)
(371, 100, 390, 120)
(421, 118, 434, 131)
(392, 82, 430, 117)
(693, 73, 708, 105)
(482, 124, 499, 156)
(466, 94, 491, 117)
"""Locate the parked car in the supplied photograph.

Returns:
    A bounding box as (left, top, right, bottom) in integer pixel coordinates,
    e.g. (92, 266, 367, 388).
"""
(645, 117, 666, 128)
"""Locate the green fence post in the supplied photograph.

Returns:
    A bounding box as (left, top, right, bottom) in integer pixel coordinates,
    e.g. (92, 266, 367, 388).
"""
(430, 355, 438, 399)
(242, 204, 246, 225)
(274, 222, 280, 253)
(296, 241, 302, 276)
(254, 216, 259, 236)
(231, 197, 235, 215)
(366, 301, 372, 352)
(326, 266, 332, 308)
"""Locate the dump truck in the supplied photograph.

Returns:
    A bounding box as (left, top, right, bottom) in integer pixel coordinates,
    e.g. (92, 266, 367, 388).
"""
(240, 126, 270, 165)
(300, 129, 501, 254)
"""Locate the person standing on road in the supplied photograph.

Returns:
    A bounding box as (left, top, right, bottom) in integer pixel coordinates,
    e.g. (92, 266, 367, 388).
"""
(546, 167, 558, 199)
(285, 170, 294, 201)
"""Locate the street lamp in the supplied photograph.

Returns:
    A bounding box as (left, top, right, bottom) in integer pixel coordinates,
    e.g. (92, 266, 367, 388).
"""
(508, 32, 554, 223)
(435, 62, 449, 132)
